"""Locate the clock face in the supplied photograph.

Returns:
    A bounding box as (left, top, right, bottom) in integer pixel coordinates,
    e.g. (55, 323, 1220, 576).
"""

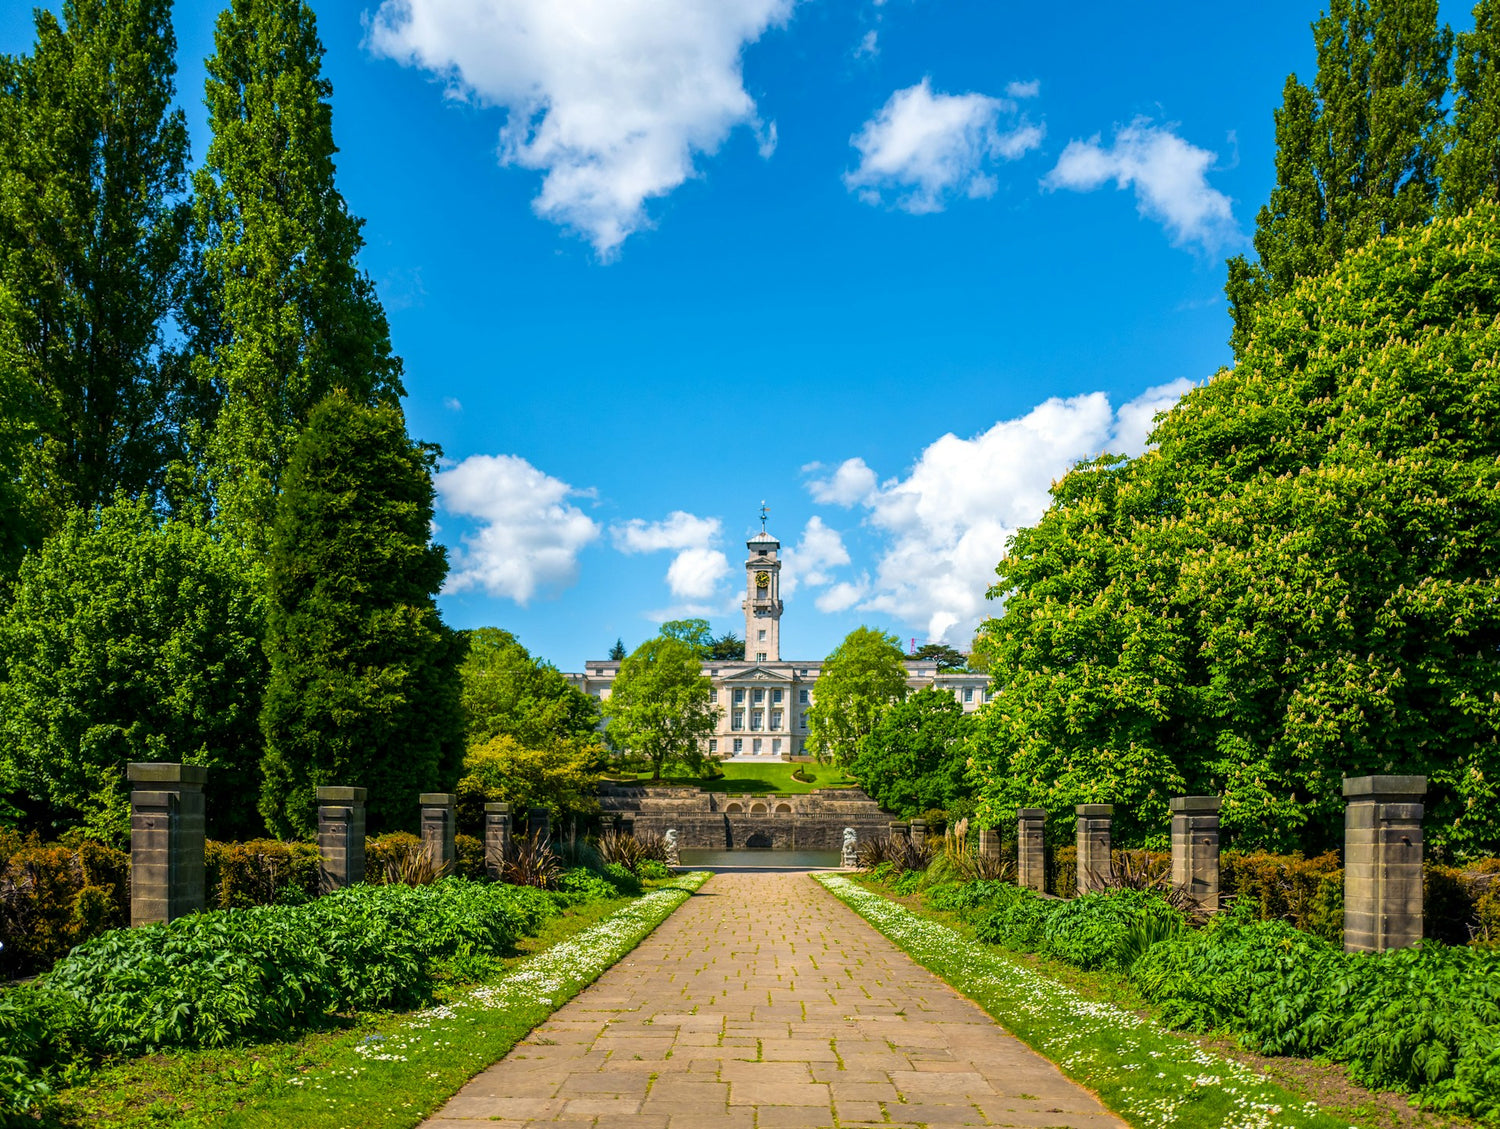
(755, 571, 770, 588)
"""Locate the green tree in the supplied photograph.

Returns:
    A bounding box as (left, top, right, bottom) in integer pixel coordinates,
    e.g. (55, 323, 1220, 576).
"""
(608, 637, 627, 661)
(0, 497, 266, 842)
(1226, 0, 1451, 353)
(707, 632, 744, 661)
(258, 392, 462, 837)
(975, 205, 1500, 855)
(0, 0, 192, 532)
(659, 618, 714, 657)
(193, 0, 403, 551)
(0, 288, 40, 581)
(460, 627, 599, 747)
(849, 688, 974, 818)
(455, 734, 602, 834)
(1441, 0, 1500, 213)
(602, 636, 718, 781)
(806, 627, 909, 766)
(913, 642, 967, 671)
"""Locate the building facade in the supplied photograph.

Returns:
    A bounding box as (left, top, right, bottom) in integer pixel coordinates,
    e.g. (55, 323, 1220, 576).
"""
(564, 526, 991, 761)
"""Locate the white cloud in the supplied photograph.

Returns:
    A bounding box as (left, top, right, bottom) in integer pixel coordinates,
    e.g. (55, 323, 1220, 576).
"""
(845, 78, 1044, 213)
(807, 457, 877, 506)
(854, 29, 879, 58)
(443, 396, 463, 411)
(806, 380, 1193, 644)
(1006, 79, 1040, 99)
(1043, 116, 1239, 251)
(613, 511, 722, 554)
(666, 546, 731, 600)
(781, 516, 850, 595)
(366, 0, 794, 257)
(436, 454, 600, 603)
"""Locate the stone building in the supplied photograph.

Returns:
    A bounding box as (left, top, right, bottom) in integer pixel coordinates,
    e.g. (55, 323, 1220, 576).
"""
(564, 523, 990, 761)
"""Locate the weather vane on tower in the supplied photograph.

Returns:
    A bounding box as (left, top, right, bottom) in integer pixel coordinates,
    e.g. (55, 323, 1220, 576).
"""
(759, 501, 769, 533)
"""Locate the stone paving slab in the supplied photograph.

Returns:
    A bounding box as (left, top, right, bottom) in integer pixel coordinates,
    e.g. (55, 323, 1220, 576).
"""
(420, 872, 1125, 1129)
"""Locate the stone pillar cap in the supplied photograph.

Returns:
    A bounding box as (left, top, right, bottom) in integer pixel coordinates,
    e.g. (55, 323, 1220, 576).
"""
(1342, 775, 1427, 799)
(1169, 795, 1222, 813)
(910, 818, 927, 825)
(1016, 807, 1047, 818)
(316, 786, 367, 803)
(127, 762, 208, 785)
(1075, 803, 1114, 816)
(419, 792, 456, 806)
(484, 802, 512, 814)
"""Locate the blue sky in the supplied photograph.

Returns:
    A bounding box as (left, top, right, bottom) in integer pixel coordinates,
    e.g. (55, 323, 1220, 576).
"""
(2, 0, 1476, 670)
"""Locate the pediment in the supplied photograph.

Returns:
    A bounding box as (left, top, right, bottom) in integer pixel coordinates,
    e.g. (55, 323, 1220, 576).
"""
(725, 664, 793, 682)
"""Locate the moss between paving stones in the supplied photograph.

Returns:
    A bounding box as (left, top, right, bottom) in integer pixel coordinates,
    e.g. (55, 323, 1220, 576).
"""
(46, 874, 710, 1129)
(816, 872, 1354, 1129)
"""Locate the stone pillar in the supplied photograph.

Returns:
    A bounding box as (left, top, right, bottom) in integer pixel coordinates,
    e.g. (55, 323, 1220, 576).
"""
(1343, 775, 1426, 953)
(529, 807, 551, 843)
(420, 793, 456, 874)
(1170, 796, 1222, 912)
(910, 818, 927, 848)
(620, 813, 635, 838)
(127, 763, 207, 926)
(978, 827, 1001, 864)
(889, 821, 909, 841)
(1075, 804, 1113, 895)
(484, 802, 512, 881)
(1017, 808, 1047, 893)
(316, 786, 367, 894)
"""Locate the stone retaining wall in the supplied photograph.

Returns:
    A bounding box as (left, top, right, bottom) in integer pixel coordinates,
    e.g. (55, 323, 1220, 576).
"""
(598, 785, 891, 849)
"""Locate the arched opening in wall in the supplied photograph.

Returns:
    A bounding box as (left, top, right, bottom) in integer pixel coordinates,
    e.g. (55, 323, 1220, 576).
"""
(747, 831, 773, 847)
(751, 803, 768, 814)
(726, 803, 743, 813)
(775, 803, 792, 813)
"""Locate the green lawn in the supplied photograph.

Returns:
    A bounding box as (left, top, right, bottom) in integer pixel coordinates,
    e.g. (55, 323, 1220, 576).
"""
(625, 762, 858, 794)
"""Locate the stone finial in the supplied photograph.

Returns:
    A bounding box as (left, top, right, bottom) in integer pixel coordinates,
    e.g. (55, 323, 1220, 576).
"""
(1169, 796, 1221, 912)
(484, 802, 512, 881)
(1017, 808, 1047, 893)
(420, 793, 457, 874)
(1075, 804, 1113, 895)
(316, 786, 367, 894)
(1343, 775, 1426, 953)
(127, 763, 208, 925)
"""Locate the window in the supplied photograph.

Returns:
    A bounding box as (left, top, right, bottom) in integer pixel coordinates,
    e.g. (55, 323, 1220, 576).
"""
(758, 630, 766, 641)
(771, 710, 783, 730)
(984, 689, 993, 702)
(756, 652, 767, 662)
(709, 739, 718, 753)
(772, 688, 783, 703)
(752, 738, 762, 754)
(733, 711, 745, 730)
(751, 711, 764, 730)
(733, 738, 743, 754)
(733, 688, 745, 704)
(772, 738, 782, 755)
(752, 688, 764, 703)
(800, 712, 808, 729)
(964, 688, 974, 703)
(799, 689, 809, 704)
(709, 689, 718, 704)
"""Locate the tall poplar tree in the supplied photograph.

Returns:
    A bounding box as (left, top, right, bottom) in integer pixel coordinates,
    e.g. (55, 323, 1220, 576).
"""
(1225, 0, 1451, 353)
(193, 0, 403, 552)
(1441, 0, 1500, 213)
(258, 392, 462, 838)
(0, 0, 191, 533)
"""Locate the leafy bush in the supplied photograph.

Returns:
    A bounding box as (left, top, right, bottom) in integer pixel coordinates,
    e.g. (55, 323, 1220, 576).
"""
(0, 834, 128, 978)
(1220, 850, 1343, 942)
(204, 839, 319, 909)
(638, 859, 670, 881)
(554, 867, 618, 905)
(502, 832, 562, 889)
(969, 885, 1183, 972)
(601, 863, 642, 897)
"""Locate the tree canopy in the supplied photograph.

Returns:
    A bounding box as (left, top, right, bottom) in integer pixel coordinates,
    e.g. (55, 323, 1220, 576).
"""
(603, 636, 718, 781)
(258, 392, 462, 837)
(460, 627, 599, 748)
(914, 642, 968, 671)
(849, 688, 974, 818)
(0, 498, 266, 842)
(973, 204, 1500, 855)
(806, 627, 910, 766)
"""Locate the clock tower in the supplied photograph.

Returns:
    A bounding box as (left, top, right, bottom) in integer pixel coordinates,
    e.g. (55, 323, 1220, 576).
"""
(742, 505, 783, 662)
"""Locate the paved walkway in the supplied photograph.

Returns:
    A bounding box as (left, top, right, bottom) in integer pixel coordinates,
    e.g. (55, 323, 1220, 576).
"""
(421, 871, 1124, 1129)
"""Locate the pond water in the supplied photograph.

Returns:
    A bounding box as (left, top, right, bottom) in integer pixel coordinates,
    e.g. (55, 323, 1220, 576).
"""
(677, 849, 842, 869)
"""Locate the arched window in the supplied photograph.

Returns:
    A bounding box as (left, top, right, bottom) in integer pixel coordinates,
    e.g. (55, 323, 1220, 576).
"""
(775, 803, 792, 813)
(751, 802, 768, 814)
(726, 803, 743, 813)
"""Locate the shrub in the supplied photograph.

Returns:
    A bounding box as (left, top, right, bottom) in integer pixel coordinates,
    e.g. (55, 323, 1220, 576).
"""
(969, 884, 1183, 972)
(502, 832, 562, 889)
(455, 834, 485, 880)
(554, 867, 618, 905)
(366, 833, 445, 886)
(1048, 845, 1077, 899)
(1220, 850, 1343, 941)
(0, 834, 129, 978)
(204, 839, 319, 909)
(638, 859, 670, 881)
(601, 863, 642, 897)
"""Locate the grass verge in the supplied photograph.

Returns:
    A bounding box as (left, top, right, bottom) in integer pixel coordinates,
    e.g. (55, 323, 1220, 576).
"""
(620, 762, 856, 794)
(47, 874, 710, 1129)
(816, 872, 1353, 1129)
